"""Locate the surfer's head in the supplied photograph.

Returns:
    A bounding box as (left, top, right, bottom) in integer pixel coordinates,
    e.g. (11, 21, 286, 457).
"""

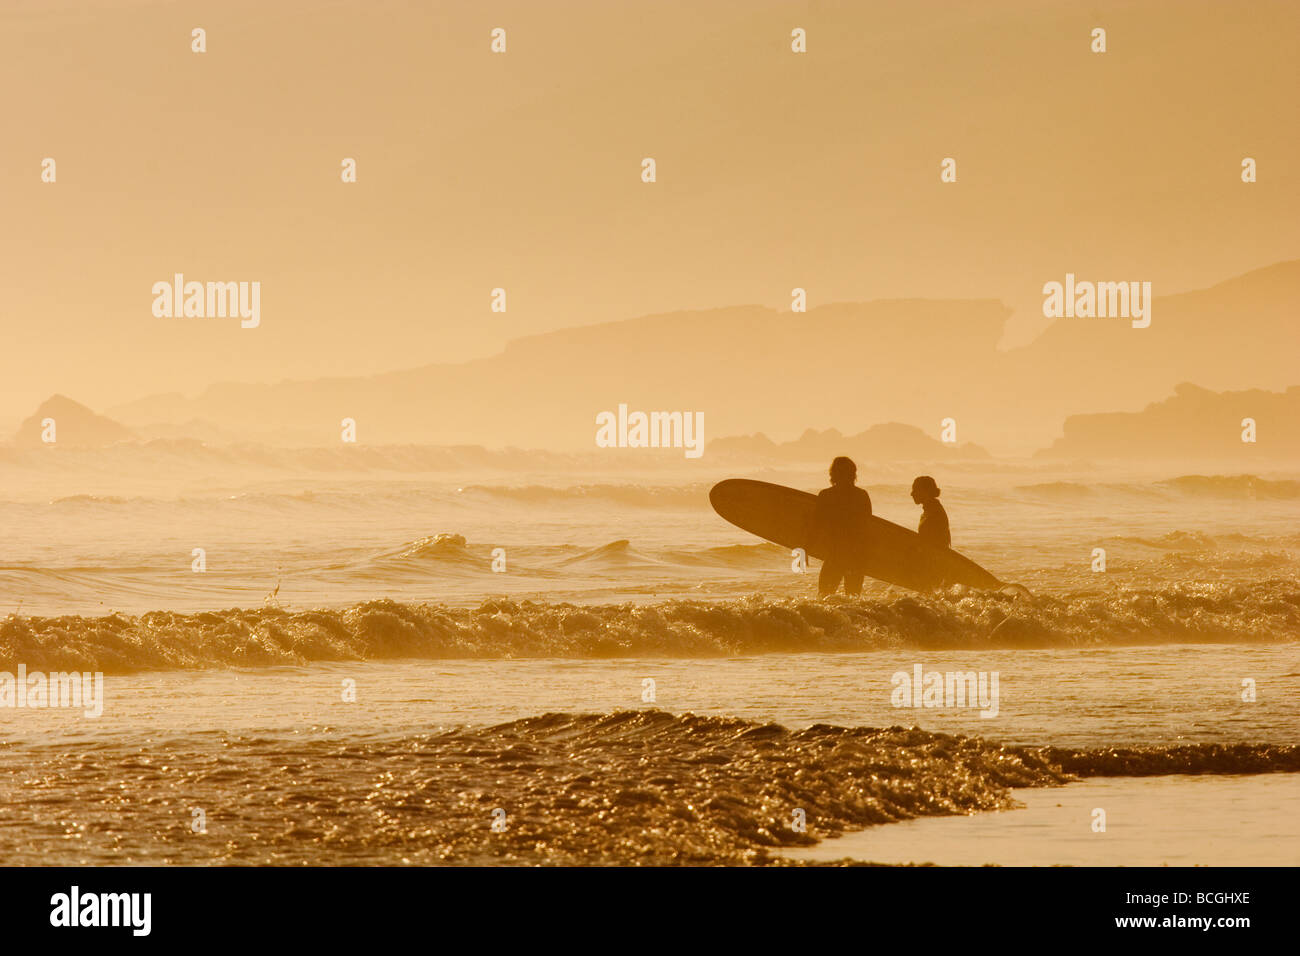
(911, 475, 940, 503)
(829, 456, 857, 486)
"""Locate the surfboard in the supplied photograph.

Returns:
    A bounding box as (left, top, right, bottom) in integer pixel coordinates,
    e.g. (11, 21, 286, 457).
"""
(709, 478, 1003, 592)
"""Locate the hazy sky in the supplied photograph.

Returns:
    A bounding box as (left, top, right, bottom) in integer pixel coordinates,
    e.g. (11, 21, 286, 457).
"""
(2, 0, 1296, 421)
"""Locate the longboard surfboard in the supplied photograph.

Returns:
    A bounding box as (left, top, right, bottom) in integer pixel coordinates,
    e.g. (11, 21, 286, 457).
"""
(709, 478, 1003, 592)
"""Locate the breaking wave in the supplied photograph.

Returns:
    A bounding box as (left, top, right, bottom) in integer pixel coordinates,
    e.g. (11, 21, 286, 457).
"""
(1024, 742, 1300, 777)
(3, 579, 1296, 674)
(3, 710, 1293, 865)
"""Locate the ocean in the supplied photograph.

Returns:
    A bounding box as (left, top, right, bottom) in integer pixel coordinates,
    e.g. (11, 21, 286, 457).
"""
(0, 447, 1296, 865)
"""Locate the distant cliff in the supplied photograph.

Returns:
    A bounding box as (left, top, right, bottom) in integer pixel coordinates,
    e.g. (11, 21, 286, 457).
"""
(98, 262, 1300, 453)
(1036, 384, 1300, 460)
(710, 422, 989, 462)
(10, 395, 135, 448)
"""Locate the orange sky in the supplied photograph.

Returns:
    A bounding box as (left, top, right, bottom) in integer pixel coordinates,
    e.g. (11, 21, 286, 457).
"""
(2, 0, 1297, 422)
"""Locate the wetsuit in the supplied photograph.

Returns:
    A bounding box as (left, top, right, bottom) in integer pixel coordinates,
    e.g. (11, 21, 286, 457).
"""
(918, 499, 950, 548)
(807, 484, 872, 596)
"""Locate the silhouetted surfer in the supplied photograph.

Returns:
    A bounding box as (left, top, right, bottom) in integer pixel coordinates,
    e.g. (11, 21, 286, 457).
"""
(911, 476, 950, 548)
(807, 456, 872, 596)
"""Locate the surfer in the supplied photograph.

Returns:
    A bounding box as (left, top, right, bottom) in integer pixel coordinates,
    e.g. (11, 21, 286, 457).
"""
(910, 476, 951, 548)
(807, 456, 873, 596)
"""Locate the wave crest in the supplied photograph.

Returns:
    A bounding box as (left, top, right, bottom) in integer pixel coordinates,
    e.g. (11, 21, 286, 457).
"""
(2, 579, 1296, 674)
